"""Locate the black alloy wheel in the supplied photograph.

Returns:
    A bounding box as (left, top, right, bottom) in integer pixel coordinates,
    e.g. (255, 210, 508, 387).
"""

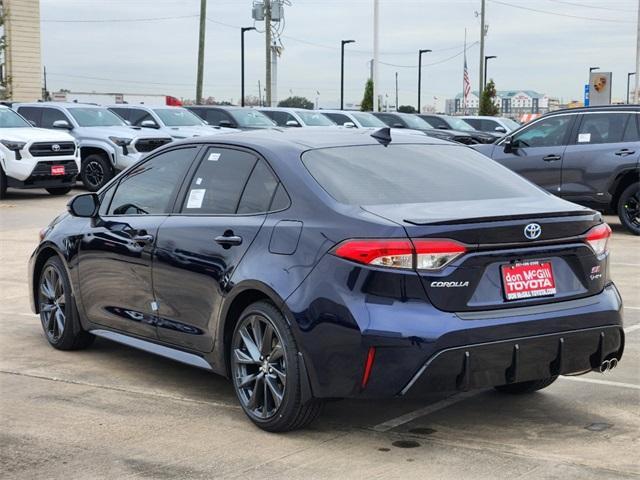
(39, 264, 67, 343)
(81, 154, 112, 191)
(618, 183, 640, 235)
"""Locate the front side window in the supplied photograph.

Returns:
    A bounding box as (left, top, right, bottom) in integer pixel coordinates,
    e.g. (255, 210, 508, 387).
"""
(68, 108, 125, 127)
(513, 116, 573, 148)
(230, 109, 275, 127)
(153, 108, 203, 127)
(107, 148, 196, 215)
(263, 111, 296, 127)
(402, 115, 432, 129)
(444, 116, 475, 131)
(302, 144, 542, 205)
(323, 113, 352, 126)
(421, 116, 449, 129)
(296, 111, 335, 126)
(479, 119, 500, 131)
(351, 113, 386, 128)
(0, 108, 32, 128)
(575, 113, 629, 145)
(41, 108, 71, 128)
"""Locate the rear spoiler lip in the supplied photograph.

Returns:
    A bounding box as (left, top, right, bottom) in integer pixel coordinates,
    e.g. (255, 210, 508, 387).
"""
(403, 209, 599, 226)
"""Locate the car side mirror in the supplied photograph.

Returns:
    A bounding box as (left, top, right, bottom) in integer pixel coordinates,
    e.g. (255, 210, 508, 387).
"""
(343, 122, 356, 128)
(503, 136, 515, 153)
(68, 193, 99, 218)
(28, 120, 37, 127)
(52, 119, 72, 130)
(218, 120, 235, 128)
(392, 123, 405, 128)
(495, 126, 507, 133)
(286, 120, 301, 127)
(140, 119, 159, 129)
(436, 126, 449, 130)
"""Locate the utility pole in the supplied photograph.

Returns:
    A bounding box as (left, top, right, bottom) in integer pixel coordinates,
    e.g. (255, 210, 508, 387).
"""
(417, 49, 431, 113)
(265, 0, 272, 107)
(43, 66, 48, 101)
(395, 72, 398, 111)
(373, 0, 379, 112)
(340, 40, 355, 110)
(196, 0, 207, 104)
(635, 0, 640, 103)
(478, 0, 486, 97)
(484, 55, 496, 89)
(628, 72, 636, 104)
(241, 27, 255, 107)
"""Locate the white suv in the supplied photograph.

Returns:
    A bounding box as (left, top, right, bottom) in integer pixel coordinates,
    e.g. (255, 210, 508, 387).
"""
(0, 106, 79, 199)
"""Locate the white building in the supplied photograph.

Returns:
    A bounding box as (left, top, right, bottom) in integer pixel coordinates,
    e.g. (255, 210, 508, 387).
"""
(447, 90, 553, 120)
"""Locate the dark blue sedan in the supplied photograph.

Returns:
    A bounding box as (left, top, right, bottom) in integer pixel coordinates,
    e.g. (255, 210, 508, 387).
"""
(28, 128, 624, 431)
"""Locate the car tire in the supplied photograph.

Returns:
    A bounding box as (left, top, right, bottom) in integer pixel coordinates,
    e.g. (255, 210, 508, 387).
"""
(494, 376, 558, 394)
(81, 154, 113, 191)
(46, 187, 72, 196)
(617, 182, 640, 236)
(38, 256, 94, 351)
(0, 167, 7, 199)
(230, 300, 323, 432)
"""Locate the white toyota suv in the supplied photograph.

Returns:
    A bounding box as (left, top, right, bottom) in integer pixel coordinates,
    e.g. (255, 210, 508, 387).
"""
(0, 106, 79, 199)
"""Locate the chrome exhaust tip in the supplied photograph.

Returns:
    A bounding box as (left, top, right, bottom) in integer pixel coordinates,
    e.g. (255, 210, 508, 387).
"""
(599, 360, 610, 373)
(609, 358, 618, 370)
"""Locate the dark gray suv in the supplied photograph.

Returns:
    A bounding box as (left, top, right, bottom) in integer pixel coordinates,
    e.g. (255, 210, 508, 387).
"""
(473, 106, 640, 234)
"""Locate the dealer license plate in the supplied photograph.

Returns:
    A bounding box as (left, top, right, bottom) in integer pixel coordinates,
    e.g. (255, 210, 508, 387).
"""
(51, 165, 65, 176)
(500, 260, 556, 301)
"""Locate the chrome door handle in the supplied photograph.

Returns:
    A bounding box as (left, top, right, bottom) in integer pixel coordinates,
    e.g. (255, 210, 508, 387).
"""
(543, 154, 562, 162)
(215, 234, 243, 247)
(615, 149, 635, 157)
(132, 234, 154, 245)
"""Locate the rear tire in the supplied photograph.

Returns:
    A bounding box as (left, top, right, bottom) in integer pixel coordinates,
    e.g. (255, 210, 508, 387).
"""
(46, 187, 72, 196)
(0, 167, 7, 199)
(617, 182, 640, 235)
(495, 376, 558, 394)
(81, 154, 112, 191)
(38, 256, 94, 350)
(230, 301, 323, 432)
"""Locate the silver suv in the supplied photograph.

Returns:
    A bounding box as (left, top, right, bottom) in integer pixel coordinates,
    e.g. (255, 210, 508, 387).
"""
(14, 103, 173, 191)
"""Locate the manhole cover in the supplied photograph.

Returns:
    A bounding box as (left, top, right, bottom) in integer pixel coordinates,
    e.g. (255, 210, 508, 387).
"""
(392, 440, 421, 449)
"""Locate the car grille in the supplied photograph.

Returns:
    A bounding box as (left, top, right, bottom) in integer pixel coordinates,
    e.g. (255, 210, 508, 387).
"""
(30, 160, 79, 177)
(134, 138, 172, 153)
(29, 141, 76, 157)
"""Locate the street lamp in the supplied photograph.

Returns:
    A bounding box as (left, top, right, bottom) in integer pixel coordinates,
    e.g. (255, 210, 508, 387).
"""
(241, 27, 256, 107)
(417, 49, 431, 113)
(484, 55, 497, 89)
(589, 66, 600, 73)
(628, 72, 636, 104)
(340, 40, 355, 110)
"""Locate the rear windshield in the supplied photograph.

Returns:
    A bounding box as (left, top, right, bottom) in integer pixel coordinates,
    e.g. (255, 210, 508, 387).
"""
(301, 144, 542, 205)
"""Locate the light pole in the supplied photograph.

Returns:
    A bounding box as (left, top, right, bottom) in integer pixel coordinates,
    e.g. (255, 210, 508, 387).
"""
(417, 49, 431, 113)
(484, 55, 496, 89)
(241, 27, 256, 107)
(628, 72, 636, 104)
(395, 72, 398, 112)
(340, 40, 355, 110)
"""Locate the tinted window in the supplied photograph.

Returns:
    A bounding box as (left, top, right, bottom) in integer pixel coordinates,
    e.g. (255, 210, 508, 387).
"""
(623, 114, 640, 142)
(479, 119, 500, 131)
(109, 108, 130, 121)
(421, 116, 448, 129)
(237, 160, 279, 214)
(108, 148, 196, 215)
(182, 148, 257, 214)
(230, 109, 275, 127)
(17, 107, 42, 126)
(199, 109, 227, 126)
(576, 113, 629, 144)
(375, 113, 404, 127)
(296, 111, 335, 126)
(351, 113, 386, 127)
(302, 144, 542, 205)
(69, 108, 125, 127)
(41, 108, 70, 128)
(513, 116, 573, 147)
(324, 113, 352, 126)
(263, 110, 297, 127)
(270, 183, 290, 211)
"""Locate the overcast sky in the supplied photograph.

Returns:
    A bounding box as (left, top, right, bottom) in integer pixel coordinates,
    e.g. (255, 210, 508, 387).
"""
(41, 0, 637, 109)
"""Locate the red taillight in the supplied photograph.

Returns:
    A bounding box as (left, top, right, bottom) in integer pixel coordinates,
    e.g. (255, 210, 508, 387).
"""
(361, 347, 376, 388)
(333, 238, 467, 271)
(585, 223, 611, 256)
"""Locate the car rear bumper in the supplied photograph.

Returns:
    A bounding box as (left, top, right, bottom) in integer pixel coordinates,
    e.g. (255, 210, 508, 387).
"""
(400, 324, 623, 397)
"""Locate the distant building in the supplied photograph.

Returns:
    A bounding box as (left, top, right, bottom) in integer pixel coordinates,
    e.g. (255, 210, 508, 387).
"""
(1, 0, 42, 101)
(447, 90, 555, 120)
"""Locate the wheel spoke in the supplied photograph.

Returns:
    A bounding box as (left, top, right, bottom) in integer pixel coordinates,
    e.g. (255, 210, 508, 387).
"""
(270, 365, 286, 383)
(247, 373, 264, 411)
(234, 348, 257, 365)
(249, 316, 263, 354)
(269, 343, 284, 362)
(239, 326, 261, 362)
(55, 309, 65, 334)
(260, 322, 273, 357)
(265, 375, 283, 409)
(237, 373, 257, 388)
(263, 373, 270, 417)
(40, 303, 55, 313)
(46, 311, 55, 331)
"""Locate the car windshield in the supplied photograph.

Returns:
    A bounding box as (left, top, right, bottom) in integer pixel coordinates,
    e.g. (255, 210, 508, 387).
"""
(230, 109, 276, 127)
(68, 108, 125, 127)
(153, 108, 204, 126)
(0, 108, 32, 128)
(403, 115, 432, 129)
(351, 113, 386, 128)
(302, 144, 541, 205)
(501, 118, 521, 130)
(296, 111, 335, 126)
(445, 117, 475, 131)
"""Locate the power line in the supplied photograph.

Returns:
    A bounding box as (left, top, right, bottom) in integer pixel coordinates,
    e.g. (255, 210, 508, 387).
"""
(379, 42, 479, 68)
(488, 0, 635, 23)
(546, 0, 637, 13)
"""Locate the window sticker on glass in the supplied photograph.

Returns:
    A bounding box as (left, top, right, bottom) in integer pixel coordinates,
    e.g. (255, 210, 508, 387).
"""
(186, 189, 206, 209)
(208, 152, 221, 161)
(578, 133, 591, 143)
(195, 177, 203, 185)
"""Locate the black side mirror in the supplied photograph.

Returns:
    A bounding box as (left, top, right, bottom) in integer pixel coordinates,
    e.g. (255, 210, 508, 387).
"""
(503, 136, 515, 153)
(436, 126, 449, 130)
(392, 123, 405, 128)
(68, 193, 99, 217)
(218, 120, 235, 128)
(52, 119, 73, 130)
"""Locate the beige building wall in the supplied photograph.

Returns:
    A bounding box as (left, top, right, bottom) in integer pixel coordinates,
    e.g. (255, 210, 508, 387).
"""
(3, 0, 42, 101)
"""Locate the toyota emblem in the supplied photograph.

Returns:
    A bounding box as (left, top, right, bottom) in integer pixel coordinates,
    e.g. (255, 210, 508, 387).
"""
(524, 223, 542, 240)
(51, 144, 61, 152)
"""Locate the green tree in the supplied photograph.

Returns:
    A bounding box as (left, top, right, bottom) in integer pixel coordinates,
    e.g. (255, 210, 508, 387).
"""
(278, 96, 314, 109)
(397, 105, 416, 113)
(360, 79, 373, 111)
(479, 79, 500, 116)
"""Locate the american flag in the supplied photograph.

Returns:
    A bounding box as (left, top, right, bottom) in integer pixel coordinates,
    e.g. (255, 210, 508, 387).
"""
(463, 54, 471, 109)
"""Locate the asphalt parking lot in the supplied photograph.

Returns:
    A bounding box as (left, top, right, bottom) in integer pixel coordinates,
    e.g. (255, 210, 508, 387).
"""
(1, 188, 638, 480)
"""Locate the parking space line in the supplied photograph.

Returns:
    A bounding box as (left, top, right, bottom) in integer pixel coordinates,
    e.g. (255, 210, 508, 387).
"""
(611, 263, 640, 267)
(559, 376, 640, 390)
(625, 306, 640, 311)
(624, 323, 640, 334)
(371, 391, 479, 432)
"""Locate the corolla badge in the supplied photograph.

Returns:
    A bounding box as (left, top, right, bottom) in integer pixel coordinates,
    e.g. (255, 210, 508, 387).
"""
(524, 223, 542, 240)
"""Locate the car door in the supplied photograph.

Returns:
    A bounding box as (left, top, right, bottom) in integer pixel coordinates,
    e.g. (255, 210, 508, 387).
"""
(560, 112, 640, 203)
(152, 146, 282, 352)
(77, 146, 199, 338)
(489, 114, 576, 193)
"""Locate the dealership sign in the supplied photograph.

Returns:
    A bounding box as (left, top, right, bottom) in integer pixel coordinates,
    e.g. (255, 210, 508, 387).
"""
(589, 72, 612, 106)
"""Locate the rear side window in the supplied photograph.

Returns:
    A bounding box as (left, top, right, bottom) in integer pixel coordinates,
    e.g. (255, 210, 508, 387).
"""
(623, 114, 640, 142)
(237, 160, 280, 214)
(302, 144, 543, 205)
(576, 113, 629, 144)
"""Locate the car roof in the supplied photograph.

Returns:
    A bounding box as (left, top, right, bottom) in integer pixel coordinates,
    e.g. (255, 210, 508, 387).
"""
(14, 102, 106, 109)
(107, 104, 184, 109)
(544, 105, 640, 115)
(187, 105, 248, 111)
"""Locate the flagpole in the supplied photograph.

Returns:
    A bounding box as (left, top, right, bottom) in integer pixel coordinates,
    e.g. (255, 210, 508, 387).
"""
(463, 29, 467, 115)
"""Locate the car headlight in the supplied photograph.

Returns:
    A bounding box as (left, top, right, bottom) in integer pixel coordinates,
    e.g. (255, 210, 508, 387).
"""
(109, 137, 132, 155)
(1, 140, 27, 160)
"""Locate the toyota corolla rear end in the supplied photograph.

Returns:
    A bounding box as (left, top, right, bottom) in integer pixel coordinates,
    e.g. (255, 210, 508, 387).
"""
(285, 141, 624, 400)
